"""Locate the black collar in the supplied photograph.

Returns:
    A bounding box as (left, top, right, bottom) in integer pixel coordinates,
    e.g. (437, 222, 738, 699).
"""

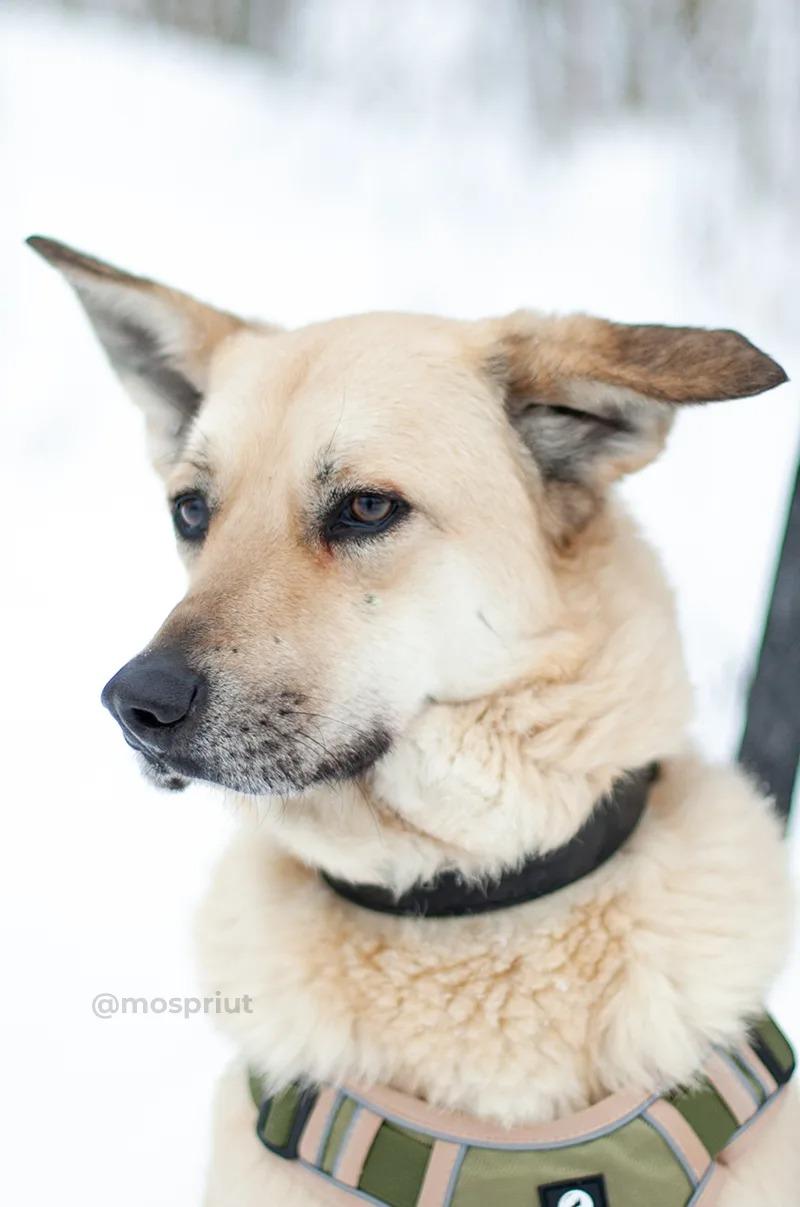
(322, 763, 659, 918)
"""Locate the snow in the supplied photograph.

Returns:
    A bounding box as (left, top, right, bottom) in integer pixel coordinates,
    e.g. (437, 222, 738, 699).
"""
(1, 6, 797, 1204)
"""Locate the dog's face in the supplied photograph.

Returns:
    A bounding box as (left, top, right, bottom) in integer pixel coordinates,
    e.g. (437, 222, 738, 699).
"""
(110, 312, 563, 795)
(29, 237, 786, 804)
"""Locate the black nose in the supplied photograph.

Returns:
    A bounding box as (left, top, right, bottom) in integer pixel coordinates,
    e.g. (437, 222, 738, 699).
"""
(101, 648, 204, 753)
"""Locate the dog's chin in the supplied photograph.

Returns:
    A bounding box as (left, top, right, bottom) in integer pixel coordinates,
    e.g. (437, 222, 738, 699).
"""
(135, 751, 191, 792)
(132, 726, 393, 797)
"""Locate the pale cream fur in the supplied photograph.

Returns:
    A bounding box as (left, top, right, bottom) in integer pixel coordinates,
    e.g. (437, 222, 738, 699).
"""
(29, 238, 797, 1205)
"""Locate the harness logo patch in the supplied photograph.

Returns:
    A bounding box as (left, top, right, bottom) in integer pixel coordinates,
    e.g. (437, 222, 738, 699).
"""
(539, 1175, 608, 1207)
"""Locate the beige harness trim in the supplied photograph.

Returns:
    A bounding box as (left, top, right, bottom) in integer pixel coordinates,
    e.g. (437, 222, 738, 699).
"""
(415, 1141, 463, 1207)
(692, 1164, 728, 1205)
(644, 1098, 711, 1181)
(736, 1040, 778, 1095)
(298, 1087, 341, 1165)
(334, 1108, 384, 1187)
(704, 1053, 758, 1126)
(344, 1078, 653, 1147)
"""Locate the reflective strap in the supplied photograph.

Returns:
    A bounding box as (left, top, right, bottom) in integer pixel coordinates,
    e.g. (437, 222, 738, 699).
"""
(736, 1041, 778, 1096)
(350, 1079, 652, 1148)
(687, 1162, 728, 1206)
(704, 1053, 759, 1126)
(644, 1098, 712, 1184)
(298, 1088, 342, 1166)
(334, 1107, 384, 1188)
(717, 1084, 788, 1167)
(416, 1141, 463, 1207)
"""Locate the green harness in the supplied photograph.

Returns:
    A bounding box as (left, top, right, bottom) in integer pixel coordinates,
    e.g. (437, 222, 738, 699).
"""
(251, 1015, 794, 1207)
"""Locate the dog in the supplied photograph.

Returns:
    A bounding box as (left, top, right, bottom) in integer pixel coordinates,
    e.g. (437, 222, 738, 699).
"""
(30, 235, 797, 1206)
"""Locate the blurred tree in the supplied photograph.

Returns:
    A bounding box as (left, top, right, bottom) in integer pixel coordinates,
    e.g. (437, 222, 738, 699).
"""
(44, 0, 800, 200)
(739, 461, 800, 824)
(55, 0, 290, 53)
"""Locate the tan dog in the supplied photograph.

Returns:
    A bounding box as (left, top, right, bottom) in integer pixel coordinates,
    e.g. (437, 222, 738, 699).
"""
(30, 236, 797, 1205)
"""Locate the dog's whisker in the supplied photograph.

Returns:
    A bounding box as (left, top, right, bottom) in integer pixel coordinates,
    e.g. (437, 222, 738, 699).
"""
(354, 777, 386, 845)
(285, 708, 371, 737)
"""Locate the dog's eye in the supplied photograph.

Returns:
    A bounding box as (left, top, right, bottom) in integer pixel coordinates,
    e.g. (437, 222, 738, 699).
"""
(325, 491, 408, 541)
(172, 492, 210, 542)
(350, 494, 394, 524)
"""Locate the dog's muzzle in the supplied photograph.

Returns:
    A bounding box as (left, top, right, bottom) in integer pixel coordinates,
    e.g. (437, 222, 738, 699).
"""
(101, 644, 391, 795)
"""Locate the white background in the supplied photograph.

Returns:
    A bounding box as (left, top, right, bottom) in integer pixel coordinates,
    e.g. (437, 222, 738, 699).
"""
(1, 6, 797, 1203)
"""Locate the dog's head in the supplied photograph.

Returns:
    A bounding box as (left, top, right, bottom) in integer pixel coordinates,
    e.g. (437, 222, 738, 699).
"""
(30, 237, 786, 816)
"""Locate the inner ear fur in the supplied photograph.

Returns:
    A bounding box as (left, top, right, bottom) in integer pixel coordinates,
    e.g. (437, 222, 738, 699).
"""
(27, 235, 248, 471)
(488, 310, 788, 538)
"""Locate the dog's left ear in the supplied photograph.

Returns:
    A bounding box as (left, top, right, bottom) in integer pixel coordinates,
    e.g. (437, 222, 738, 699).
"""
(27, 235, 248, 471)
(488, 311, 787, 537)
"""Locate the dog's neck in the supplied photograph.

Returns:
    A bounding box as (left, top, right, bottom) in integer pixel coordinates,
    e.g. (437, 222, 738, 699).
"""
(321, 763, 658, 917)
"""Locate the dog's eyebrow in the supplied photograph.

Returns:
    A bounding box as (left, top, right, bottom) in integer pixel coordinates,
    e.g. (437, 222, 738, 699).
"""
(184, 452, 213, 476)
(314, 454, 338, 485)
(174, 440, 213, 479)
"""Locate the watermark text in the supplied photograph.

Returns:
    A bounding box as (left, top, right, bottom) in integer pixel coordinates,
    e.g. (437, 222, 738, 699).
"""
(92, 992, 253, 1020)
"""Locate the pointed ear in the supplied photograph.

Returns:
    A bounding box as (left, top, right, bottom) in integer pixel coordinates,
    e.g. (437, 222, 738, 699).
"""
(27, 236, 248, 472)
(488, 311, 787, 538)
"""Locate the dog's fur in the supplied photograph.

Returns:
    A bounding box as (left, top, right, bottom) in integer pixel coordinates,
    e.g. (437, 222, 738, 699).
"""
(31, 236, 797, 1204)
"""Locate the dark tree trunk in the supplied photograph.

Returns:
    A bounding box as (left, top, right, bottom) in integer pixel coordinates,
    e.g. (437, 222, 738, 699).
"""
(739, 457, 800, 823)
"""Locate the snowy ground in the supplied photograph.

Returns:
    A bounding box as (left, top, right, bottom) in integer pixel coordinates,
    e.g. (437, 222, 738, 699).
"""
(1, 7, 797, 1205)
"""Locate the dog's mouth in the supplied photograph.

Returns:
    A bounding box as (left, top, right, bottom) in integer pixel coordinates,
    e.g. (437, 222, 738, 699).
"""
(140, 756, 192, 792)
(119, 711, 393, 797)
(123, 737, 192, 792)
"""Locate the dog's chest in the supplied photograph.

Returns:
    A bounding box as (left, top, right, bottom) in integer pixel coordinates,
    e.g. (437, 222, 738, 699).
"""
(197, 831, 636, 1122)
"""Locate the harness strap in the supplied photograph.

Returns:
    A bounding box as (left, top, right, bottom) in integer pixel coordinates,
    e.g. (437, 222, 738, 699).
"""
(251, 1016, 794, 1207)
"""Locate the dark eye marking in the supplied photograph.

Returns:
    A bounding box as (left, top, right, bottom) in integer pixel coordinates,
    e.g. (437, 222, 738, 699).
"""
(171, 491, 210, 542)
(323, 490, 409, 543)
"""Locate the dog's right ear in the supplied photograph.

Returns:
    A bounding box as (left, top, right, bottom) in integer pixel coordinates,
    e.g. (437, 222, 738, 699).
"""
(27, 236, 248, 471)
